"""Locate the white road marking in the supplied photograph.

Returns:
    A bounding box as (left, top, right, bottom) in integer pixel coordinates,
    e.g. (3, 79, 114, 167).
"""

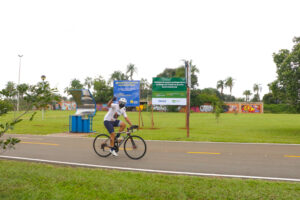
(7, 134, 300, 146)
(1, 155, 300, 182)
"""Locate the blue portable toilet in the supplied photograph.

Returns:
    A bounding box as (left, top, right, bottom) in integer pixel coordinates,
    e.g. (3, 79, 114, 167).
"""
(69, 89, 96, 133)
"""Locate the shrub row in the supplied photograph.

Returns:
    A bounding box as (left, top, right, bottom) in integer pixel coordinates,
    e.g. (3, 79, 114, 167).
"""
(264, 104, 297, 114)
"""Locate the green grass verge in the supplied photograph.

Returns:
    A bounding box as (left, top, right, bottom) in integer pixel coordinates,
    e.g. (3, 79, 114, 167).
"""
(1, 110, 300, 143)
(0, 160, 299, 200)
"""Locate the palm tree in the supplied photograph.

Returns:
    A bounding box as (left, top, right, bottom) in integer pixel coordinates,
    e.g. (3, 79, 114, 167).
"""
(181, 59, 200, 89)
(140, 78, 150, 91)
(109, 71, 128, 84)
(243, 90, 252, 102)
(84, 77, 93, 90)
(225, 77, 234, 96)
(253, 83, 261, 101)
(126, 63, 137, 80)
(217, 80, 225, 95)
(189, 60, 199, 74)
(253, 84, 259, 95)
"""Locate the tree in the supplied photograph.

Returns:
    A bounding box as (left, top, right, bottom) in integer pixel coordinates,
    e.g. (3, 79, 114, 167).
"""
(64, 79, 84, 94)
(253, 83, 261, 101)
(157, 68, 176, 78)
(108, 71, 129, 84)
(126, 63, 137, 80)
(157, 60, 200, 89)
(1, 81, 60, 150)
(269, 37, 300, 109)
(84, 77, 93, 90)
(217, 80, 225, 95)
(190, 89, 201, 107)
(16, 83, 30, 110)
(140, 78, 150, 100)
(263, 93, 277, 104)
(251, 94, 260, 102)
(189, 60, 200, 89)
(180, 60, 200, 89)
(17, 83, 29, 98)
(0, 81, 17, 100)
(93, 76, 113, 103)
(243, 90, 252, 102)
(28, 81, 60, 110)
(225, 77, 234, 96)
(201, 88, 222, 99)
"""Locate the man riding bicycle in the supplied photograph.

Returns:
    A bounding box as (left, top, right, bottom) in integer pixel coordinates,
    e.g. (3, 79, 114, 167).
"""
(104, 96, 132, 156)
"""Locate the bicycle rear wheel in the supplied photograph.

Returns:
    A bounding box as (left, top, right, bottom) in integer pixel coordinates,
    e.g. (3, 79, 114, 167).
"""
(124, 135, 147, 160)
(93, 134, 111, 157)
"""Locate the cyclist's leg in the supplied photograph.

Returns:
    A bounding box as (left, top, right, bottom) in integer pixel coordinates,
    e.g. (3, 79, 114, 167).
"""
(104, 121, 115, 148)
(119, 121, 126, 132)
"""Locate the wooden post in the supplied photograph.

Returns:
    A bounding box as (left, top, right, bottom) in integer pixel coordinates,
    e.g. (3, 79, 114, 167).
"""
(140, 108, 144, 127)
(138, 107, 141, 127)
(151, 104, 154, 128)
(185, 60, 191, 138)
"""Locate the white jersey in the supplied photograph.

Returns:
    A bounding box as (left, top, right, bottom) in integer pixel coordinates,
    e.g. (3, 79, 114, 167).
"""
(104, 103, 127, 121)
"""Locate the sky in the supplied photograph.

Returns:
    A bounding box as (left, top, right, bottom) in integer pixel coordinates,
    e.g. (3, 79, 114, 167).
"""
(1, 0, 300, 98)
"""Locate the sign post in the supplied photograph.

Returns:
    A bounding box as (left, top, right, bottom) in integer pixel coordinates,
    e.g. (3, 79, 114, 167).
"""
(152, 77, 187, 131)
(185, 61, 191, 138)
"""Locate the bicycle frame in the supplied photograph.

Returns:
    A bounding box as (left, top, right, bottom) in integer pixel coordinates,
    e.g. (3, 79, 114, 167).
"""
(114, 128, 137, 151)
(93, 125, 146, 159)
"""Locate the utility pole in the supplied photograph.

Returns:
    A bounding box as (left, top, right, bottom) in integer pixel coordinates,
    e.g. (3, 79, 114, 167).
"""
(17, 54, 23, 112)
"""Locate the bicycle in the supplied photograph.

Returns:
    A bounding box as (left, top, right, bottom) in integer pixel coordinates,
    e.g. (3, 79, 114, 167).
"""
(93, 125, 147, 160)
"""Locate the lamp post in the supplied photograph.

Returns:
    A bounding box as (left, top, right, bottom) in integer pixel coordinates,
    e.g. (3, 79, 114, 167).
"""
(41, 75, 46, 120)
(17, 55, 23, 112)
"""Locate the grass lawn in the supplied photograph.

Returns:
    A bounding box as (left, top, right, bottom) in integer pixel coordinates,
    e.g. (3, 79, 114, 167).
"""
(1, 110, 300, 143)
(0, 160, 299, 200)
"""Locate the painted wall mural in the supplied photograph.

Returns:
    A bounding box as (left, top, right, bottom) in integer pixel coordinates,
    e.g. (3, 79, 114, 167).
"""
(200, 105, 214, 113)
(241, 104, 261, 113)
(96, 104, 108, 111)
(223, 104, 239, 113)
(190, 103, 263, 113)
(56, 101, 76, 111)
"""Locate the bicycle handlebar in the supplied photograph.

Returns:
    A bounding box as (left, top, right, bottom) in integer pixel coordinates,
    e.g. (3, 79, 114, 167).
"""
(128, 125, 139, 131)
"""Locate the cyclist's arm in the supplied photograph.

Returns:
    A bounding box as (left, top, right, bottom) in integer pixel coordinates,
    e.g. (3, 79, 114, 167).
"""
(107, 97, 116, 108)
(124, 117, 132, 126)
(122, 110, 132, 126)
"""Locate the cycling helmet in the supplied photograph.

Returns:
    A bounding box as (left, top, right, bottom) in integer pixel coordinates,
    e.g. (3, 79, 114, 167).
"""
(119, 98, 127, 108)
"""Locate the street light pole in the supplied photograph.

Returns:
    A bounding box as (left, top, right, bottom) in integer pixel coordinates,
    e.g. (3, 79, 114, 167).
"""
(17, 55, 23, 112)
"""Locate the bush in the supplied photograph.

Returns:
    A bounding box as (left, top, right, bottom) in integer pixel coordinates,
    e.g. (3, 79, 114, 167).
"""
(166, 105, 179, 112)
(0, 100, 13, 114)
(264, 104, 297, 114)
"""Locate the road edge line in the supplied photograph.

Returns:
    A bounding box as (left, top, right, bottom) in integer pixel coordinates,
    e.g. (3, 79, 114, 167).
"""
(7, 134, 300, 146)
(1, 155, 300, 182)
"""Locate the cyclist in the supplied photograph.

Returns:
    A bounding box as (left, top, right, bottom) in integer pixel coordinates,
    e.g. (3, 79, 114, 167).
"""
(104, 96, 132, 156)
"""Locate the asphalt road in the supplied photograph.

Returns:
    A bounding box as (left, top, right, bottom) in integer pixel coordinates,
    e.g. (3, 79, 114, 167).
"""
(1, 133, 300, 181)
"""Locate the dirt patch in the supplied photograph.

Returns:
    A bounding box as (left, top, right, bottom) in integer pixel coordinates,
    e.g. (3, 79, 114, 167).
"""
(178, 127, 193, 130)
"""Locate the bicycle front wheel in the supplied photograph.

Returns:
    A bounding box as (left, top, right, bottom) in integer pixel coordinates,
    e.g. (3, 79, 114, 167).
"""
(93, 134, 111, 157)
(124, 135, 147, 160)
